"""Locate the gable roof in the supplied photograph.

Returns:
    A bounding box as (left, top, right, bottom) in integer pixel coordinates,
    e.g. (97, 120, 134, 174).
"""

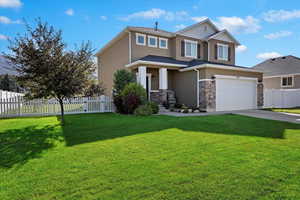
(206, 30, 240, 45)
(253, 55, 300, 77)
(176, 18, 219, 34)
(128, 26, 174, 38)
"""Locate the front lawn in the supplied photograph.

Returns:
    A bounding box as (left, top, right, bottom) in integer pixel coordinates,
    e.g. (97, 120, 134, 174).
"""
(267, 107, 300, 115)
(1, 113, 300, 200)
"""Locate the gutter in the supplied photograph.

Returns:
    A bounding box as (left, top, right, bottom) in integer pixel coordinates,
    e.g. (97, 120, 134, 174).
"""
(180, 64, 263, 73)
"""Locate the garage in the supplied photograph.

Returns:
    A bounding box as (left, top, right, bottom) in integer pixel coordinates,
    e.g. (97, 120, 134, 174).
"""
(215, 75, 257, 111)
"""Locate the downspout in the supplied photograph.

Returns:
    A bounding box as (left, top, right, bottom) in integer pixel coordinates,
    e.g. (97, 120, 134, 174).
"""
(194, 69, 200, 107)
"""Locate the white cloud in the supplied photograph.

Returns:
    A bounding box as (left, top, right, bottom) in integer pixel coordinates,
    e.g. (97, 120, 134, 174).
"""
(192, 5, 198, 10)
(0, 16, 22, 24)
(256, 52, 282, 60)
(175, 24, 186, 30)
(100, 16, 107, 20)
(263, 9, 300, 22)
(0, 34, 8, 40)
(264, 31, 292, 40)
(214, 16, 261, 34)
(191, 16, 208, 22)
(119, 8, 189, 21)
(236, 45, 247, 53)
(65, 9, 74, 16)
(0, 0, 22, 8)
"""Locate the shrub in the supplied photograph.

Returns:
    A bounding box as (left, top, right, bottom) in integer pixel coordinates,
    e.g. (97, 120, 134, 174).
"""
(122, 93, 142, 114)
(113, 95, 124, 113)
(147, 102, 159, 114)
(134, 104, 153, 116)
(113, 69, 136, 96)
(121, 83, 147, 103)
(174, 103, 182, 109)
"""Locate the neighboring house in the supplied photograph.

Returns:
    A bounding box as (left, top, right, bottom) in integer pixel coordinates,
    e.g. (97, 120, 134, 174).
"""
(96, 18, 263, 112)
(253, 55, 300, 89)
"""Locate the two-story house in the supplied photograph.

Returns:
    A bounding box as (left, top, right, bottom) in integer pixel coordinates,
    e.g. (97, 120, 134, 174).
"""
(96, 18, 263, 112)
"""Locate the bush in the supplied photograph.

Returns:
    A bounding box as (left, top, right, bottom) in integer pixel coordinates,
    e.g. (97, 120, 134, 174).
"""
(113, 95, 124, 113)
(147, 102, 159, 114)
(134, 104, 153, 116)
(119, 83, 147, 114)
(122, 93, 142, 114)
(121, 83, 147, 103)
(113, 69, 136, 96)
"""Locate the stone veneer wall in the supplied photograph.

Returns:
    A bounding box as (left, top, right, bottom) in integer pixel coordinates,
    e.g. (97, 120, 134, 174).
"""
(150, 90, 167, 104)
(257, 82, 264, 107)
(199, 80, 216, 112)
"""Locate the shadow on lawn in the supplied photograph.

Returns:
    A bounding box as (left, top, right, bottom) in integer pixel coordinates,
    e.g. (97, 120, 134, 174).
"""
(0, 125, 63, 168)
(1, 113, 299, 168)
(60, 113, 300, 146)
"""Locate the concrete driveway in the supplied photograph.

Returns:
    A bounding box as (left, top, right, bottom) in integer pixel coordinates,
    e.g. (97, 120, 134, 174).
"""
(234, 110, 300, 124)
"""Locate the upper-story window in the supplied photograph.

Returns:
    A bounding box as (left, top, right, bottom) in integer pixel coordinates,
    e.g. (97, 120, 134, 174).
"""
(159, 38, 168, 49)
(148, 36, 157, 47)
(217, 43, 229, 61)
(136, 33, 146, 46)
(281, 76, 293, 87)
(185, 40, 197, 58)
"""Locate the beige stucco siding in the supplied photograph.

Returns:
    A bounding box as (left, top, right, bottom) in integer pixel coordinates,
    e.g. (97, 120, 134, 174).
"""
(208, 39, 235, 65)
(131, 31, 172, 62)
(98, 33, 129, 95)
(203, 68, 263, 81)
(170, 70, 197, 107)
(264, 75, 300, 89)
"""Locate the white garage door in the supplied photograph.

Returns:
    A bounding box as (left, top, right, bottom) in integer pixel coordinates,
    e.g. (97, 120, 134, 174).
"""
(216, 75, 257, 111)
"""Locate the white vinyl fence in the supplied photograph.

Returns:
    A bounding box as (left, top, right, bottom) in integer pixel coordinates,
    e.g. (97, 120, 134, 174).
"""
(0, 95, 113, 118)
(0, 90, 24, 99)
(264, 89, 300, 108)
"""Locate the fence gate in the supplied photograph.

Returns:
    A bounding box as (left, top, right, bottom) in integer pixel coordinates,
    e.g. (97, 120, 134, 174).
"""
(264, 89, 300, 108)
(0, 95, 113, 118)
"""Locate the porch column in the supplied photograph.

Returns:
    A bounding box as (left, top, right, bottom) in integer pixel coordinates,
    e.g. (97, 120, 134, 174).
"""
(138, 66, 147, 89)
(159, 68, 168, 90)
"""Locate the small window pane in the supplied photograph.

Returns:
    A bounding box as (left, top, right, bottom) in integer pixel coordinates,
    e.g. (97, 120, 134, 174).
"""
(160, 40, 166, 47)
(138, 36, 144, 44)
(149, 38, 156, 46)
(282, 77, 287, 86)
(288, 77, 293, 86)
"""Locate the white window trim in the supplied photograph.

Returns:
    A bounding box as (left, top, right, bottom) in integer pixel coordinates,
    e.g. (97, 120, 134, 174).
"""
(148, 35, 158, 48)
(159, 37, 168, 49)
(136, 33, 146, 46)
(281, 76, 294, 88)
(184, 39, 198, 58)
(217, 43, 229, 61)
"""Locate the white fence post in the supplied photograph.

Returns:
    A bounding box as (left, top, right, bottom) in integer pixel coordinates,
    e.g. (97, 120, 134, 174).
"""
(264, 89, 300, 108)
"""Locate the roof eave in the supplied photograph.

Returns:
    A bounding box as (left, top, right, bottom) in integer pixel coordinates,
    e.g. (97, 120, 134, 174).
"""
(180, 63, 263, 73)
(125, 60, 187, 68)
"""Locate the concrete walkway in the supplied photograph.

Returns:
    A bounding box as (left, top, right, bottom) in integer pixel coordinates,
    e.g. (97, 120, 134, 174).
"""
(160, 109, 300, 124)
(233, 110, 300, 124)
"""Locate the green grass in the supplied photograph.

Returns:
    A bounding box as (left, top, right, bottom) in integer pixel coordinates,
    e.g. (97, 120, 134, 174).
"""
(266, 107, 300, 115)
(1, 113, 300, 200)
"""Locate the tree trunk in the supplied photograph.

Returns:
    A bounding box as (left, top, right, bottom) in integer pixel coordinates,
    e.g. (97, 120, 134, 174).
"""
(58, 98, 65, 125)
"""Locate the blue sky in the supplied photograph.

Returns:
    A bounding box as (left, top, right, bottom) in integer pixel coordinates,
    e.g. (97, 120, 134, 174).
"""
(0, 0, 300, 67)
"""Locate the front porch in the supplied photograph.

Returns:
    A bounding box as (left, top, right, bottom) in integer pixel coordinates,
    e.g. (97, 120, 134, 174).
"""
(132, 66, 176, 106)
